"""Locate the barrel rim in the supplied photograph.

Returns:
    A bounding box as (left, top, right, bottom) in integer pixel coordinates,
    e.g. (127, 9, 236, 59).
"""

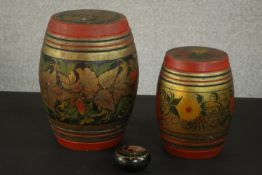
(164, 46, 230, 73)
(47, 9, 131, 39)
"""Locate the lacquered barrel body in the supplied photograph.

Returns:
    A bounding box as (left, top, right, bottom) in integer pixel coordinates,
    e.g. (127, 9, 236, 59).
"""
(156, 46, 234, 159)
(39, 10, 138, 151)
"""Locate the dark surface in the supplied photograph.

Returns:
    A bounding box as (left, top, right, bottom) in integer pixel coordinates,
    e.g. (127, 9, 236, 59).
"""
(0, 92, 261, 175)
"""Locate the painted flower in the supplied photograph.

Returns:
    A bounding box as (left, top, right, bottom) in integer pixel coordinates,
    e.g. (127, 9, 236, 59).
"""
(176, 95, 201, 122)
(76, 98, 85, 115)
(130, 70, 138, 91)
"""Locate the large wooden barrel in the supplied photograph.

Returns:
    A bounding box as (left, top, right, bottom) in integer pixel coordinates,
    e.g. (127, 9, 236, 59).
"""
(156, 46, 234, 159)
(39, 10, 139, 151)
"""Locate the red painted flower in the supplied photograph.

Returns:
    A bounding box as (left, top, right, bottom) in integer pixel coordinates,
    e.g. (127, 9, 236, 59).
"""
(229, 96, 234, 114)
(130, 70, 138, 90)
(130, 70, 138, 83)
(76, 99, 85, 115)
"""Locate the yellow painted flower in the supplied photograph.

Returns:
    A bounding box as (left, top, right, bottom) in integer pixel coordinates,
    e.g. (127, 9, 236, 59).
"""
(176, 95, 200, 122)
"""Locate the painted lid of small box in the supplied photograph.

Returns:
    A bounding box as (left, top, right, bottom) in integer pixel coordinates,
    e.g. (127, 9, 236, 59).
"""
(114, 145, 150, 171)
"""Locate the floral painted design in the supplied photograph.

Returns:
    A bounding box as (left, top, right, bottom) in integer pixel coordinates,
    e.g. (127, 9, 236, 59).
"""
(39, 54, 138, 125)
(176, 95, 201, 122)
(159, 89, 233, 131)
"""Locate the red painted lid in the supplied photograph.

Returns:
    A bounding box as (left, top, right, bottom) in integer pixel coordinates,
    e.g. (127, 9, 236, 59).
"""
(47, 9, 130, 39)
(163, 46, 230, 73)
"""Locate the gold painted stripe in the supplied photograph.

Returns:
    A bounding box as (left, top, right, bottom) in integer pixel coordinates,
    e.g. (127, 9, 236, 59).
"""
(44, 38, 134, 51)
(160, 76, 232, 87)
(161, 73, 232, 86)
(50, 122, 125, 134)
(46, 30, 131, 41)
(51, 125, 123, 138)
(42, 43, 136, 61)
(161, 68, 232, 82)
(159, 78, 233, 92)
(162, 66, 231, 77)
(49, 117, 127, 133)
(54, 132, 122, 143)
(166, 142, 224, 150)
(160, 129, 228, 141)
(44, 33, 133, 47)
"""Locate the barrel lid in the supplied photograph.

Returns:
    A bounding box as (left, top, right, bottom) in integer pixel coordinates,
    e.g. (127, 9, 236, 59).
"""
(164, 46, 230, 73)
(47, 9, 130, 39)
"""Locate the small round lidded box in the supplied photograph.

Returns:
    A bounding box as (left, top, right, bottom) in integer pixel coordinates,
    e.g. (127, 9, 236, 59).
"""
(156, 46, 234, 159)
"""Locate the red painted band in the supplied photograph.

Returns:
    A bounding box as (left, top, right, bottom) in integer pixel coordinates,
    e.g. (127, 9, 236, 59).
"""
(47, 16, 130, 39)
(164, 54, 230, 73)
(55, 134, 123, 151)
(164, 143, 224, 159)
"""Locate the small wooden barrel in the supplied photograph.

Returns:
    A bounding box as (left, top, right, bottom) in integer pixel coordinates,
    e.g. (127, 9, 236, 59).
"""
(156, 46, 234, 159)
(39, 10, 139, 151)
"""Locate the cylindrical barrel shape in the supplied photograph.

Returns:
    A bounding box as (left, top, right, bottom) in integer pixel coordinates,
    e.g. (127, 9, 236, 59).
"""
(156, 46, 234, 159)
(39, 10, 139, 151)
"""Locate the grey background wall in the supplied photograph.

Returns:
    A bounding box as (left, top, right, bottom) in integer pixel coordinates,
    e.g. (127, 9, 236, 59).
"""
(0, 0, 261, 97)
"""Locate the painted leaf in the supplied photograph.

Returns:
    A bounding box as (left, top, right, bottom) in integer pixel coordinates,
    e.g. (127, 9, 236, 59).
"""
(50, 86, 73, 101)
(76, 67, 99, 99)
(40, 55, 55, 72)
(95, 89, 115, 111)
(113, 83, 129, 104)
(58, 71, 82, 92)
(80, 117, 95, 125)
(210, 92, 219, 101)
(98, 67, 118, 89)
(63, 106, 79, 119)
(89, 62, 114, 76)
(68, 71, 77, 83)
(85, 103, 98, 116)
(116, 97, 131, 116)
(171, 96, 182, 106)
(170, 106, 179, 117)
(57, 60, 76, 75)
(42, 86, 72, 112)
(58, 73, 70, 89)
(161, 102, 170, 115)
(76, 67, 97, 85)
(195, 94, 203, 103)
(41, 89, 56, 111)
(115, 63, 128, 84)
(39, 70, 56, 89)
(112, 64, 130, 104)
